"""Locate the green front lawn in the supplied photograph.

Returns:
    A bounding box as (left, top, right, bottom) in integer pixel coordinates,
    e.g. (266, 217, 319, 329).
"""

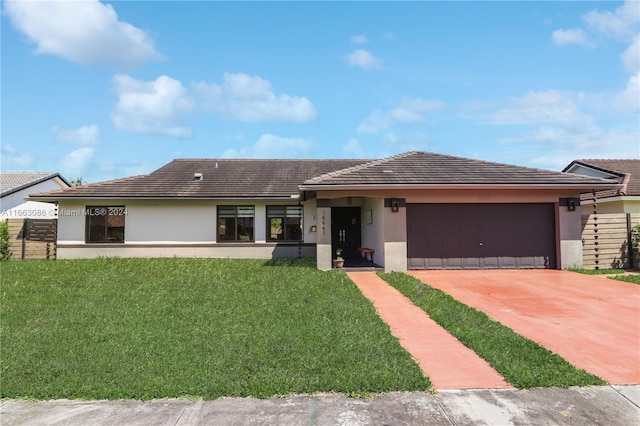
(1, 258, 430, 400)
(610, 274, 640, 284)
(567, 268, 626, 275)
(567, 268, 640, 284)
(378, 272, 605, 388)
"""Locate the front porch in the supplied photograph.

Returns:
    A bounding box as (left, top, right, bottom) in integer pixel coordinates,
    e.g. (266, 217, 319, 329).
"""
(312, 196, 408, 272)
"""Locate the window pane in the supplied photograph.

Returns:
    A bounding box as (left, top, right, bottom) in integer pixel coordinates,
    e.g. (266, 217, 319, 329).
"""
(237, 217, 254, 241)
(237, 206, 254, 218)
(286, 206, 303, 217)
(269, 218, 283, 241)
(108, 213, 123, 242)
(85, 206, 125, 243)
(218, 217, 235, 241)
(285, 217, 302, 241)
(87, 215, 106, 243)
(218, 207, 236, 218)
(267, 206, 285, 217)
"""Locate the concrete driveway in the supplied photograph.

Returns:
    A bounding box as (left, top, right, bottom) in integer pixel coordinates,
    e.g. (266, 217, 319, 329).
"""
(410, 270, 640, 385)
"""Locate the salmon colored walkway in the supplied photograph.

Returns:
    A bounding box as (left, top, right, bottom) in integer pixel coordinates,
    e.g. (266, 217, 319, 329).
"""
(410, 270, 640, 385)
(347, 272, 511, 389)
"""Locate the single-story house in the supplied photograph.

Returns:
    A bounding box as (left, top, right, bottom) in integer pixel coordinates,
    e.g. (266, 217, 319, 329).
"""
(562, 159, 640, 214)
(1, 172, 70, 219)
(30, 151, 620, 271)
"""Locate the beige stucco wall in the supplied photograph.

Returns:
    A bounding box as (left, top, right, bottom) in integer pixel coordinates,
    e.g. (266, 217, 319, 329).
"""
(56, 199, 316, 259)
(580, 198, 640, 214)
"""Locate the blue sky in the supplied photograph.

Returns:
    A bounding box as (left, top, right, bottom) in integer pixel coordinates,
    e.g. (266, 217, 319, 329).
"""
(2, 0, 638, 183)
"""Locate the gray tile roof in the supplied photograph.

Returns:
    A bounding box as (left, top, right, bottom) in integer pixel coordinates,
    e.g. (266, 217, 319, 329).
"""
(563, 159, 640, 199)
(30, 152, 620, 201)
(31, 159, 369, 199)
(1, 172, 69, 197)
(302, 151, 621, 188)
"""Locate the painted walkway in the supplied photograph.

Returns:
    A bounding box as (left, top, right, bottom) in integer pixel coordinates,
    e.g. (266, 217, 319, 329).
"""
(347, 272, 511, 390)
(410, 270, 640, 385)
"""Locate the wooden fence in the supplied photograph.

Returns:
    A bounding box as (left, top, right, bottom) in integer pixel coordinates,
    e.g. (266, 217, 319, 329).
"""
(7, 218, 57, 260)
(581, 213, 640, 270)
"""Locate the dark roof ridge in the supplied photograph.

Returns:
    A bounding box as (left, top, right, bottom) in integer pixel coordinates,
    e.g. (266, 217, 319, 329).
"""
(305, 151, 417, 183)
(619, 173, 631, 196)
(171, 158, 366, 162)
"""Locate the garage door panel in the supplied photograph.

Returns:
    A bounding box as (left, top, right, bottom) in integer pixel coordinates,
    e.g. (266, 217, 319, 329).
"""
(407, 203, 556, 270)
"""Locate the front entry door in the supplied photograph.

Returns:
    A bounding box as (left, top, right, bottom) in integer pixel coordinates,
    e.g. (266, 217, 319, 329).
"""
(331, 207, 361, 260)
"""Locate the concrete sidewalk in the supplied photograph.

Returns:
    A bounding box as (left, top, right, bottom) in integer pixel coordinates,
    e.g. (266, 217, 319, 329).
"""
(2, 386, 639, 425)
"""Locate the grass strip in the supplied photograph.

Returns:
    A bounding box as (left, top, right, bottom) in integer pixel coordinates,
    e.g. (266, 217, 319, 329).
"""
(378, 272, 605, 389)
(1, 258, 430, 400)
(567, 268, 625, 275)
(609, 274, 640, 284)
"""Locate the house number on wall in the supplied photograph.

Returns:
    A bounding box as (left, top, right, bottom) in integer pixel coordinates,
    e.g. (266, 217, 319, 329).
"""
(321, 213, 326, 235)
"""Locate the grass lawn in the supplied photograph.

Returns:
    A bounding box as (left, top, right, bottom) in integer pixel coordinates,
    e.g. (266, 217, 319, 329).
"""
(567, 268, 626, 275)
(1, 258, 430, 400)
(609, 274, 640, 284)
(378, 272, 605, 389)
(567, 268, 640, 285)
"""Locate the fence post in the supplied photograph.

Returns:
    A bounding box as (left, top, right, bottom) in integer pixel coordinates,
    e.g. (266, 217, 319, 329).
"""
(21, 219, 27, 260)
(628, 213, 633, 270)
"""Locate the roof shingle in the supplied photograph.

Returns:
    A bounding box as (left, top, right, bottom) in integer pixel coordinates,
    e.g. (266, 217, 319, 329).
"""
(30, 152, 621, 200)
(1, 172, 69, 197)
(303, 152, 620, 187)
(31, 159, 369, 199)
(563, 159, 640, 199)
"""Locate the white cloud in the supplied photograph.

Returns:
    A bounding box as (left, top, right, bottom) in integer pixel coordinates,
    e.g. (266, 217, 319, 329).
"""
(50, 124, 101, 146)
(613, 72, 640, 113)
(0, 144, 35, 169)
(622, 34, 640, 73)
(383, 132, 399, 144)
(343, 138, 368, 158)
(347, 49, 380, 70)
(357, 97, 446, 133)
(583, 0, 639, 40)
(111, 74, 194, 138)
(3, 0, 162, 69)
(487, 90, 590, 127)
(381, 31, 395, 40)
(483, 90, 639, 163)
(221, 134, 314, 159)
(60, 147, 95, 177)
(551, 28, 594, 47)
(350, 34, 367, 44)
(194, 73, 317, 122)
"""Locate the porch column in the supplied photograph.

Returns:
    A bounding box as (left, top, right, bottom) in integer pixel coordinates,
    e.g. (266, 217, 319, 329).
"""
(383, 198, 408, 272)
(316, 203, 332, 270)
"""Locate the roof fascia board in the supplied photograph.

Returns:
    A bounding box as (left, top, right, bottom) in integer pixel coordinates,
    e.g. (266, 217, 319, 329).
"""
(29, 196, 302, 202)
(299, 183, 623, 191)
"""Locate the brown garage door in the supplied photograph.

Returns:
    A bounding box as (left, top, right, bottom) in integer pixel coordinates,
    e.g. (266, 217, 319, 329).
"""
(407, 203, 556, 269)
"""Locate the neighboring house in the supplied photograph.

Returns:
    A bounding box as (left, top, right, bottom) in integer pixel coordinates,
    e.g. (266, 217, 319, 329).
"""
(30, 151, 620, 271)
(1, 172, 70, 219)
(562, 159, 640, 214)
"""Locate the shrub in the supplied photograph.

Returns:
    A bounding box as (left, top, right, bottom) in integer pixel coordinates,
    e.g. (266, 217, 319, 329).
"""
(0, 220, 11, 261)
